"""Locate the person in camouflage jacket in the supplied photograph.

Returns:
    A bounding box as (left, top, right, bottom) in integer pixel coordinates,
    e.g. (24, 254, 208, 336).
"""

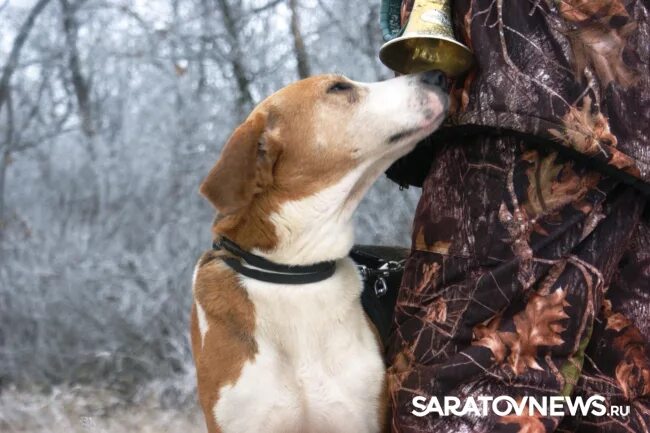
(381, 1, 650, 432)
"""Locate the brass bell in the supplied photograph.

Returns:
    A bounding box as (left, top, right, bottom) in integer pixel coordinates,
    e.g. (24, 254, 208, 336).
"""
(379, 0, 474, 77)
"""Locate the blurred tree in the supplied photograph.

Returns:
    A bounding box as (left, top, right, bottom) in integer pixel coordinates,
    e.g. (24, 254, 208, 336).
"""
(216, 0, 254, 115)
(288, 0, 310, 79)
(59, 0, 94, 139)
(0, 0, 52, 232)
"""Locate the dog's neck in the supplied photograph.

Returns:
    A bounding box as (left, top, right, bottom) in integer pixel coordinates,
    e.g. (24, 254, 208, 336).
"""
(215, 158, 398, 266)
(216, 204, 353, 266)
(260, 199, 355, 266)
(263, 159, 400, 265)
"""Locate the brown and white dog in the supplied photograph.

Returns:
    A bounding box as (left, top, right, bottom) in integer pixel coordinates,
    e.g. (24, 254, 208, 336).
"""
(191, 71, 448, 433)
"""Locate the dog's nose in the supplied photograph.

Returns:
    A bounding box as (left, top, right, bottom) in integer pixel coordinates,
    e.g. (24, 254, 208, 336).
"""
(419, 70, 448, 91)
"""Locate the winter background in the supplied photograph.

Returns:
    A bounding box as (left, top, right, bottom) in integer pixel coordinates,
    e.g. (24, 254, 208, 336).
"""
(0, 0, 420, 431)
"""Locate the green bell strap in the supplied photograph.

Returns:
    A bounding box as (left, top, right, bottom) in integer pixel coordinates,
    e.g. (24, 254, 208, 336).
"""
(380, 0, 405, 42)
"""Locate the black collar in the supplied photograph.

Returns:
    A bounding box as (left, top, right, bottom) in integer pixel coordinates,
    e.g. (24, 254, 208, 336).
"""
(213, 237, 337, 285)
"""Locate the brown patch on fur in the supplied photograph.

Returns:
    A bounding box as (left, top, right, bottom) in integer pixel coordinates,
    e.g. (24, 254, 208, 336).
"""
(200, 113, 274, 215)
(200, 75, 360, 252)
(191, 251, 258, 433)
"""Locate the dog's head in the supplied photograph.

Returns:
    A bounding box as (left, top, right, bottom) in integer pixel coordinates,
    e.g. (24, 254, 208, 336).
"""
(201, 72, 448, 257)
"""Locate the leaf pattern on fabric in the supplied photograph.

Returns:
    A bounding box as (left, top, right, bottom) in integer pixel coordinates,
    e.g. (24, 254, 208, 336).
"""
(615, 344, 650, 400)
(566, 21, 638, 89)
(414, 227, 451, 255)
(413, 261, 440, 294)
(605, 310, 631, 332)
(601, 304, 650, 400)
(549, 96, 617, 156)
(557, 0, 629, 23)
(425, 296, 447, 323)
(474, 289, 570, 375)
(522, 151, 600, 216)
(558, 0, 638, 88)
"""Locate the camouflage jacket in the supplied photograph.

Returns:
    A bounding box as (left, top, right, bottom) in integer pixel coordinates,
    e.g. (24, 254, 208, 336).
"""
(387, 0, 650, 195)
(381, 1, 650, 433)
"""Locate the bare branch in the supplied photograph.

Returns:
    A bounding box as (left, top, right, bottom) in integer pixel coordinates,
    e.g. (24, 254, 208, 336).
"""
(216, 0, 254, 113)
(288, 0, 311, 78)
(59, 0, 94, 137)
(250, 0, 283, 14)
(0, 0, 52, 114)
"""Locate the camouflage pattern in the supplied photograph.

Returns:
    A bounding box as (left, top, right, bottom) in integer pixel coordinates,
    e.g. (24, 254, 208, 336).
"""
(385, 1, 650, 432)
(447, 0, 650, 189)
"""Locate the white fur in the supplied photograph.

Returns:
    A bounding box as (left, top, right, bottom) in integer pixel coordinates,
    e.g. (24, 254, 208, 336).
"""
(195, 301, 209, 349)
(192, 265, 210, 349)
(213, 258, 385, 433)
(262, 159, 406, 266)
(192, 263, 199, 287)
(260, 168, 359, 265)
(345, 75, 447, 155)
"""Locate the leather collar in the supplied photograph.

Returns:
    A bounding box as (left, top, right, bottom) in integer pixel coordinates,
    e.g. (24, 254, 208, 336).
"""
(213, 237, 337, 285)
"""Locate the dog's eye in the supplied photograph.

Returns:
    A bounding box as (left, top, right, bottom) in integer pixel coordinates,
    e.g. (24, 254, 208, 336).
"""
(327, 82, 353, 93)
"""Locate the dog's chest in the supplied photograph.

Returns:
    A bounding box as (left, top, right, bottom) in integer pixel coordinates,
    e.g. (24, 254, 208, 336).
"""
(213, 259, 385, 433)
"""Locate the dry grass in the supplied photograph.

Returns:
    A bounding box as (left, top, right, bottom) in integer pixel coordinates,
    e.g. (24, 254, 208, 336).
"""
(0, 383, 205, 433)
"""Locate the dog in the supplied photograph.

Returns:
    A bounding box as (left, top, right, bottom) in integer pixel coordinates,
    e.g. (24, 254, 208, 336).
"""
(191, 71, 448, 433)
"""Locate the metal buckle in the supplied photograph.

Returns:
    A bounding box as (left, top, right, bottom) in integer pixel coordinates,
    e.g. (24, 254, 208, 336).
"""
(379, 260, 405, 271)
(358, 259, 404, 297)
(374, 277, 388, 297)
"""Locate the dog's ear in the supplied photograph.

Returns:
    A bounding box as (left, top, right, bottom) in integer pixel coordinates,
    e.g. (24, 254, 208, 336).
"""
(200, 113, 279, 214)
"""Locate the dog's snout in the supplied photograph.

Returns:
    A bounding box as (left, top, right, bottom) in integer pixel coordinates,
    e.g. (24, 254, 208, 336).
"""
(419, 70, 448, 91)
